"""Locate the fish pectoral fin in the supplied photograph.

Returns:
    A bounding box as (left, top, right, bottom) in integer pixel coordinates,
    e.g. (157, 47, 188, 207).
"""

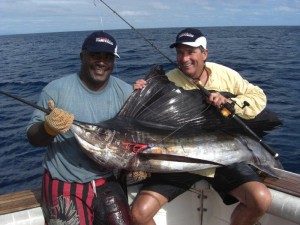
(121, 141, 149, 154)
(138, 153, 225, 166)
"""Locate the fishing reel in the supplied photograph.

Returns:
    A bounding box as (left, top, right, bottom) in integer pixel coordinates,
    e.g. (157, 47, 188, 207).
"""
(220, 100, 250, 118)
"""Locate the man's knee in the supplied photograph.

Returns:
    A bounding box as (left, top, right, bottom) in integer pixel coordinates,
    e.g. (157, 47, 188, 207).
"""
(230, 181, 272, 213)
(131, 190, 168, 224)
(131, 204, 149, 224)
(252, 186, 272, 213)
(243, 183, 272, 214)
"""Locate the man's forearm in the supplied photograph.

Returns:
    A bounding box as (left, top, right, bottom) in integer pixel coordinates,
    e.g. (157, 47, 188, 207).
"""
(27, 122, 54, 147)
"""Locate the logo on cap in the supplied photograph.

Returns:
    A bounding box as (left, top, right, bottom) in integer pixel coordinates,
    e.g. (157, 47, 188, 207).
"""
(178, 32, 194, 39)
(96, 37, 114, 46)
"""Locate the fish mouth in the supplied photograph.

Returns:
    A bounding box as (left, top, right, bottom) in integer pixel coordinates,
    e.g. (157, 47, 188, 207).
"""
(71, 124, 102, 151)
(71, 123, 109, 151)
(71, 123, 136, 168)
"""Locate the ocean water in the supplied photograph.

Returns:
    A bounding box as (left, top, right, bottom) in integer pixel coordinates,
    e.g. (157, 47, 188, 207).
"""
(0, 26, 299, 195)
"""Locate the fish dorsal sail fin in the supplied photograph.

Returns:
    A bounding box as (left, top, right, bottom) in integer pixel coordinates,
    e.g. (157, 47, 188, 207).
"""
(100, 64, 282, 135)
(111, 64, 221, 132)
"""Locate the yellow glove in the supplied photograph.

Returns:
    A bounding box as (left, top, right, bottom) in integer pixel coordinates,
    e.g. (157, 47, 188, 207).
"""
(44, 100, 74, 136)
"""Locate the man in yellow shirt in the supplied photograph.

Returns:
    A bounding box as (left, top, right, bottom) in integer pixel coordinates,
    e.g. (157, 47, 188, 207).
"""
(131, 28, 271, 225)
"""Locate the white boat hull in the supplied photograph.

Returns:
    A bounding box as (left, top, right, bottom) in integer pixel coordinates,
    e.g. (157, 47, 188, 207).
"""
(1, 178, 300, 225)
(129, 181, 300, 225)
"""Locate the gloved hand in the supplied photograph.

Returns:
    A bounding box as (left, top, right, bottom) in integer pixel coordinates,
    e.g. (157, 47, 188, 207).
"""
(128, 171, 151, 182)
(44, 100, 74, 136)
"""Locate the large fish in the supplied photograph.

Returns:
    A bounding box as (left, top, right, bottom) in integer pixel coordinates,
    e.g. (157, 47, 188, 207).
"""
(71, 65, 283, 173)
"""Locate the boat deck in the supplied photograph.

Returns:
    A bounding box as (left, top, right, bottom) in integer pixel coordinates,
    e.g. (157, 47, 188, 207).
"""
(1, 168, 300, 216)
(0, 189, 41, 216)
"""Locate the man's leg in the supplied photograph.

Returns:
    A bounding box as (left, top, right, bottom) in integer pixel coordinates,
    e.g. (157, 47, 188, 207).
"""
(41, 170, 94, 225)
(207, 162, 272, 225)
(131, 190, 168, 225)
(229, 181, 271, 225)
(131, 172, 201, 225)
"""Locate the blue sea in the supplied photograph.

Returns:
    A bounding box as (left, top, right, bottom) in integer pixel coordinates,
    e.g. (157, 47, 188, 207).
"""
(0, 26, 300, 195)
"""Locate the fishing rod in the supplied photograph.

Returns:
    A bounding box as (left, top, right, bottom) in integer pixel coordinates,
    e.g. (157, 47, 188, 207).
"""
(98, 0, 279, 159)
(0, 90, 50, 114)
(98, 0, 176, 65)
(0, 90, 84, 124)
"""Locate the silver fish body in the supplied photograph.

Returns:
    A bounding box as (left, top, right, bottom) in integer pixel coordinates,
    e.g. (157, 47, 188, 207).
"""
(71, 121, 281, 173)
(71, 65, 283, 173)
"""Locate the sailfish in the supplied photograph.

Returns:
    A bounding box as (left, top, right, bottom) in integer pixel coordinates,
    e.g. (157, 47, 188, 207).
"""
(70, 64, 283, 174)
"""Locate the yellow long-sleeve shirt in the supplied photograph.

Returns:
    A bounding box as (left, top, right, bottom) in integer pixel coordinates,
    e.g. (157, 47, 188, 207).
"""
(166, 62, 267, 177)
(167, 62, 267, 119)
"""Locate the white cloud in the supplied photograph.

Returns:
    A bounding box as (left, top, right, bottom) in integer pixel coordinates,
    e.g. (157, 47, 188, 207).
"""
(0, 0, 299, 35)
(120, 11, 151, 17)
(148, 2, 170, 10)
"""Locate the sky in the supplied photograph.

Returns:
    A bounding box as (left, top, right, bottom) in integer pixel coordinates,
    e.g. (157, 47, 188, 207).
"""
(0, 0, 300, 35)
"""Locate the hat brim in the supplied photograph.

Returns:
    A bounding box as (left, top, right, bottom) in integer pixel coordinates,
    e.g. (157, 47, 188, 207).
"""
(169, 36, 207, 49)
(170, 42, 200, 48)
(170, 41, 205, 48)
(84, 47, 120, 58)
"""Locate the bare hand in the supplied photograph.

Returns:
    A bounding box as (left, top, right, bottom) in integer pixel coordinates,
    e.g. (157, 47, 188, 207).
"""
(133, 79, 147, 90)
(208, 92, 232, 108)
